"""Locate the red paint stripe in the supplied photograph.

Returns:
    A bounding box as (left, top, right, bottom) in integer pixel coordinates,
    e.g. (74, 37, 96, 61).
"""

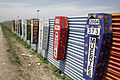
(105, 73, 120, 80)
(109, 60, 120, 66)
(112, 42, 120, 46)
(112, 23, 120, 25)
(112, 18, 120, 20)
(108, 64, 120, 71)
(112, 27, 120, 30)
(110, 56, 120, 62)
(107, 67, 120, 75)
(112, 46, 120, 51)
(110, 51, 120, 55)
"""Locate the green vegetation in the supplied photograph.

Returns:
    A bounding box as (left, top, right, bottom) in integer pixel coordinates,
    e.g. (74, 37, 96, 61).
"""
(30, 48, 71, 80)
(1, 23, 71, 80)
(13, 34, 30, 49)
(30, 50, 48, 64)
(51, 66, 71, 80)
(1, 23, 21, 65)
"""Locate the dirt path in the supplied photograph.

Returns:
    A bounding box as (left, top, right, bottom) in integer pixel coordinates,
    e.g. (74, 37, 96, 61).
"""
(0, 25, 18, 80)
(12, 39, 61, 80)
(0, 24, 63, 80)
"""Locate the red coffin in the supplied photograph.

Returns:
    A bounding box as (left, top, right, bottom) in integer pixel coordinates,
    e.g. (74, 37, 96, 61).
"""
(53, 16, 69, 60)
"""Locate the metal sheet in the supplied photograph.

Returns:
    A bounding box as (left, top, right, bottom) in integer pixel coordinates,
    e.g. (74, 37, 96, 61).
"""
(48, 16, 87, 80)
(103, 13, 120, 80)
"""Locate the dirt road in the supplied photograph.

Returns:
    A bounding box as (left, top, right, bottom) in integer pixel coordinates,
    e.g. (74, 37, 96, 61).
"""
(0, 24, 63, 80)
(0, 25, 18, 80)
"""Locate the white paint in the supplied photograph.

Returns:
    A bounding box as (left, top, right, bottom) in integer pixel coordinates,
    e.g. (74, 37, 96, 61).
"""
(31, 19, 33, 43)
(87, 28, 100, 35)
(38, 18, 49, 50)
(54, 32, 58, 58)
(87, 37, 96, 78)
(55, 19, 60, 24)
(89, 19, 100, 25)
(55, 25, 60, 30)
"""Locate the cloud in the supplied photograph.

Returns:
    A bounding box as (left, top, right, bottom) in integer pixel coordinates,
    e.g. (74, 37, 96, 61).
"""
(0, 1, 30, 8)
(0, 0, 119, 21)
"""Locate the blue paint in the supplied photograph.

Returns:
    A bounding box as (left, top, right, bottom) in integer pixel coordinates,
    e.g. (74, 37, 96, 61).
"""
(83, 13, 112, 80)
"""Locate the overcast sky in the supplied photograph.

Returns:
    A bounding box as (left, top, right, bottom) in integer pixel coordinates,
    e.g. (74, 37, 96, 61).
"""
(0, 0, 120, 21)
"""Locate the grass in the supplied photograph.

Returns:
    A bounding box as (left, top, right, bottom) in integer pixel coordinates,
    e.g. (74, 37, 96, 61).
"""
(0, 23, 21, 65)
(13, 34, 30, 49)
(30, 48, 71, 80)
(1, 23, 71, 80)
(30, 51, 71, 80)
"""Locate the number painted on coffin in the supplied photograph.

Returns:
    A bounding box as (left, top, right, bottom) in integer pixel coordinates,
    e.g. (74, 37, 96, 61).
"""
(89, 19, 100, 25)
(87, 28, 100, 35)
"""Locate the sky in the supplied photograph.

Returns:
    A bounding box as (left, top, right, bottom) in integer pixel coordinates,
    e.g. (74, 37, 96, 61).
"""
(0, 0, 120, 21)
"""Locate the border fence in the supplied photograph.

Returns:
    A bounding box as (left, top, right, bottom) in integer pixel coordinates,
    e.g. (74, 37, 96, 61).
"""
(1, 13, 120, 80)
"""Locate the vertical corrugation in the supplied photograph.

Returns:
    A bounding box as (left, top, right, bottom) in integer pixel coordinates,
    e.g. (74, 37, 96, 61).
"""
(103, 13, 120, 80)
(48, 16, 87, 80)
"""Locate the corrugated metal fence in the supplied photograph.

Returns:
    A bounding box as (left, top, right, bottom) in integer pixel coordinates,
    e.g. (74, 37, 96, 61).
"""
(103, 13, 120, 80)
(48, 16, 87, 80)
(3, 15, 119, 80)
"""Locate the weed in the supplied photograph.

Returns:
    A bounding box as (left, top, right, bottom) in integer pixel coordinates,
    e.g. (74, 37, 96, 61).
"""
(11, 34, 30, 49)
(36, 52, 48, 64)
(44, 65, 49, 71)
(1, 23, 21, 66)
(31, 51, 37, 55)
(1, 23, 71, 80)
